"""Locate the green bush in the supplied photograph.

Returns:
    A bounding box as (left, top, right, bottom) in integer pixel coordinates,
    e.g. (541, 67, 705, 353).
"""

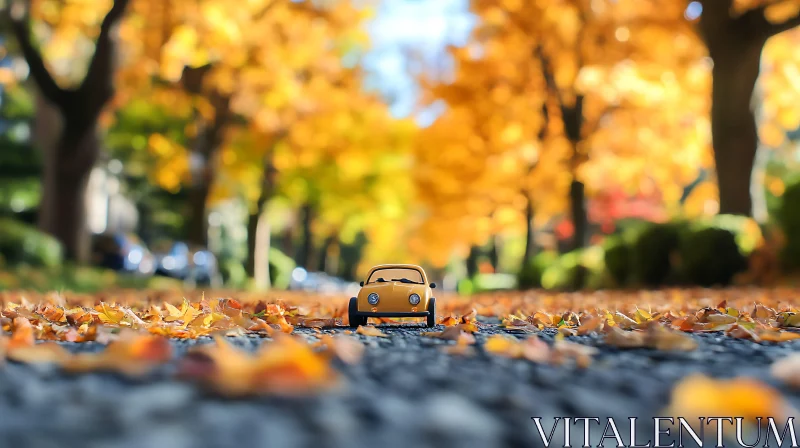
(268, 246, 295, 289)
(541, 250, 588, 291)
(457, 278, 474, 295)
(219, 258, 248, 288)
(678, 226, 747, 287)
(472, 273, 516, 292)
(707, 214, 763, 255)
(0, 218, 63, 268)
(517, 251, 558, 290)
(0, 264, 183, 293)
(630, 221, 688, 287)
(603, 236, 632, 286)
(777, 180, 800, 270)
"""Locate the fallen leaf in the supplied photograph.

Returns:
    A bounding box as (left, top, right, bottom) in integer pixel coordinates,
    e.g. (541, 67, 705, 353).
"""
(356, 325, 387, 338)
(605, 326, 647, 348)
(771, 354, 800, 389)
(61, 332, 172, 377)
(645, 324, 698, 351)
(484, 334, 523, 358)
(177, 335, 339, 396)
(8, 317, 35, 350)
(664, 373, 796, 422)
(317, 335, 364, 365)
(460, 308, 477, 323)
(7, 342, 69, 364)
(558, 326, 577, 336)
(552, 339, 597, 368)
(423, 325, 468, 341)
(439, 316, 458, 327)
(521, 335, 551, 363)
(577, 315, 603, 335)
(726, 324, 761, 341)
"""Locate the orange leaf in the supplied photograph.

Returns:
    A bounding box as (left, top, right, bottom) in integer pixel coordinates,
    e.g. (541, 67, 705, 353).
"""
(356, 325, 387, 338)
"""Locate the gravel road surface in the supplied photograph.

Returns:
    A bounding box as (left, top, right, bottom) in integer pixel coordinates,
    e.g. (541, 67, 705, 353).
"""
(1, 322, 798, 448)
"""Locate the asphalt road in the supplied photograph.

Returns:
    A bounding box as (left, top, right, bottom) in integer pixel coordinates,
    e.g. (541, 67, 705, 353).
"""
(1, 322, 798, 448)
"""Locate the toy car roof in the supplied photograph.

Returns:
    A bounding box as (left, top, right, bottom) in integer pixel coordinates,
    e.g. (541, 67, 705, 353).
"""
(367, 263, 425, 271)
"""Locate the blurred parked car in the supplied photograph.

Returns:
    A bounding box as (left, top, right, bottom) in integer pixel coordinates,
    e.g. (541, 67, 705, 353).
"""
(152, 241, 221, 286)
(90, 232, 155, 276)
(289, 267, 359, 296)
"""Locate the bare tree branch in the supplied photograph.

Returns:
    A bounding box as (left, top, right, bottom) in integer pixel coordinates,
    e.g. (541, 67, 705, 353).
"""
(5, 0, 66, 108)
(79, 0, 131, 113)
(744, 1, 800, 39)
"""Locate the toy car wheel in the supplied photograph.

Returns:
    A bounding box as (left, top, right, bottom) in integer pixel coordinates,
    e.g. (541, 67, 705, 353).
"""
(426, 297, 436, 327)
(348, 297, 361, 328)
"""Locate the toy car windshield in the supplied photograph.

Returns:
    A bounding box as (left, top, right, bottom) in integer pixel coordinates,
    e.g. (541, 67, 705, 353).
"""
(367, 268, 423, 284)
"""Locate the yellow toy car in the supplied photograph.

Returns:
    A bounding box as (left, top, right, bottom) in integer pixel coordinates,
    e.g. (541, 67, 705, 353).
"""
(348, 264, 437, 327)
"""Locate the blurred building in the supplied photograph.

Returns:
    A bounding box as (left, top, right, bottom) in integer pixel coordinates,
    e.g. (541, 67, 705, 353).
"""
(86, 163, 138, 235)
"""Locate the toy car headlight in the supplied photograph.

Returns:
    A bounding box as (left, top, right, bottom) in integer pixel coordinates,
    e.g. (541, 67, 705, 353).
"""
(409, 293, 421, 305)
(367, 293, 379, 305)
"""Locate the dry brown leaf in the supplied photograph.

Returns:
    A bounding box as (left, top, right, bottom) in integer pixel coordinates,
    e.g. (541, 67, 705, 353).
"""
(460, 308, 477, 323)
(645, 324, 698, 351)
(7, 342, 69, 364)
(317, 335, 364, 365)
(521, 335, 551, 363)
(771, 353, 800, 389)
(438, 316, 459, 327)
(606, 324, 696, 351)
(756, 330, 800, 343)
(726, 324, 761, 341)
(605, 326, 646, 348)
(177, 335, 339, 397)
(423, 324, 476, 342)
(356, 325, 387, 338)
(577, 315, 603, 335)
(61, 332, 172, 377)
(8, 317, 35, 350)
(552, 338, 597, 368)
(442, 332, 477, 356)
(558, 326, 577, 336)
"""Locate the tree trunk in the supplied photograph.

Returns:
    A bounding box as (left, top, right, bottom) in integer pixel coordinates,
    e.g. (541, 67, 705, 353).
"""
(253, 213, 271, 290)
(297, 203, 314, 269)
(317, 235, 335, 273)
(569, 180, 588, 251)
(751, 145, 769, 223)
(245, 209, 260, 278)
(280, 229, 293, 259)
(697, 0, 782, 217)
(487, 236, 499, 272)
(9, 0, 131, 263)
(561, 97, 588, 252)
(186, 179, 211, 247)
(245, 155, 278, 287)
(708, 46, 763, 216)
(38, 119, 99, 262)
(522, 194, 536, 263)
(466, 246, 480, 278)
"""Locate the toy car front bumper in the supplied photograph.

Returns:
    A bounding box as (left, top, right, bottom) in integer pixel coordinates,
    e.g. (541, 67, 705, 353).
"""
(354, 311, 430, 318)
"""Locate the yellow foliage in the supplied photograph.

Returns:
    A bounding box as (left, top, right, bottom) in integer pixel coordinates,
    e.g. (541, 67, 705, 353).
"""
(412, 0, 713, 266)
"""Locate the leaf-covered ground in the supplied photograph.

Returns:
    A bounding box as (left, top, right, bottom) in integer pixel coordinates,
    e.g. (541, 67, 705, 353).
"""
(1, 288, 799, 447)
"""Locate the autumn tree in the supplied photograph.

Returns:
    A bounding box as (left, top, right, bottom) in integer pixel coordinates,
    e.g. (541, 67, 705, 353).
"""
(691, 0, 800, 216)
(114, 0, 372, 254)
(4, 0, 130, 262)
(413, 0, 713, 269)
(223, 66, 417, 285)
